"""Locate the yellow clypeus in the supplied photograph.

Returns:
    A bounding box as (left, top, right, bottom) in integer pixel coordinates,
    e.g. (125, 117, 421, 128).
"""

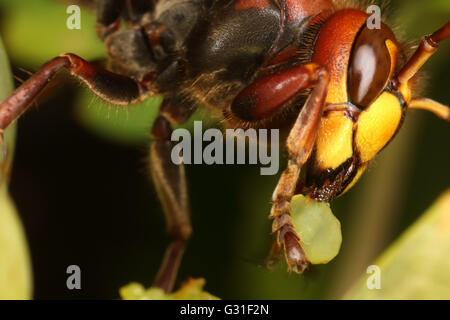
(315, 110, 354, 170)
(355, 91, 403, 163)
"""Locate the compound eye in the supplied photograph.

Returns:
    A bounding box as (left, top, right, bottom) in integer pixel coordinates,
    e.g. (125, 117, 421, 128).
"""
(348, 25, 397, 107)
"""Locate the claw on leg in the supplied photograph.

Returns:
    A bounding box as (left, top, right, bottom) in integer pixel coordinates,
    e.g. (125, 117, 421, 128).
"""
(269, 218, 309, 273)
(265, 237, 283, 269)
(153, 240, 187, 293)
(280, 226, 308, 273)
(270, 199, 309, 273)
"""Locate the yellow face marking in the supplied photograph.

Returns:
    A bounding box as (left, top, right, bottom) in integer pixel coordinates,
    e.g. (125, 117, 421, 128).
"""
(385, 39, 398, 79)
(355, 91, 403, 163)
(326, 78, 348, 105)
(315, 111, 354, 170)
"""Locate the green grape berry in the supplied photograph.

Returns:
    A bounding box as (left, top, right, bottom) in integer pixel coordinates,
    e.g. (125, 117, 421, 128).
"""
(290, 194, 342, 264)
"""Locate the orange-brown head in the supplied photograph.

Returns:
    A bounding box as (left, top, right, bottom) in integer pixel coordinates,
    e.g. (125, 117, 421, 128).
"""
(302, 9, 449, 201)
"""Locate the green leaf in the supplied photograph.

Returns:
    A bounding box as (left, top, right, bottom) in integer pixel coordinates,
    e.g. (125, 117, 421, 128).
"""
(120, 278, 219, 300)
(290, 195, 342, 264)
(0, 0, 104, 67)
(345, 190, 450, 299)
(0, 36, 32, 300)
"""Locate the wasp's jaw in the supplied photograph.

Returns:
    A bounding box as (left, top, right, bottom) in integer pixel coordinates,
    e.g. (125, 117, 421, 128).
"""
(302, 86, 406, 202)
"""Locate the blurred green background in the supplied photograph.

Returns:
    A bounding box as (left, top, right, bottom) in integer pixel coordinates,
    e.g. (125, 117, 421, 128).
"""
(0, 0, 449, 299)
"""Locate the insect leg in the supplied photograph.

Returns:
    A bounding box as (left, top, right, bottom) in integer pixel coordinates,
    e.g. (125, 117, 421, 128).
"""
(150, 95, 196, 293)
(0, 53, 153, 132)
(231, 63, 326, 121)
(269, 65, 329, 273)
(231, 62, 329, 272)
(96, 0, 123, 40)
